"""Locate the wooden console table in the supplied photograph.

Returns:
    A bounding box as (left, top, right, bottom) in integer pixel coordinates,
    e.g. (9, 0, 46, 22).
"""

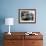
(4, 32, 43, 46)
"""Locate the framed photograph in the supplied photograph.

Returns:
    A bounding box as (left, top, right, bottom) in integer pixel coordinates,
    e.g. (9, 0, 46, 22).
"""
(18, 9, 36, 23)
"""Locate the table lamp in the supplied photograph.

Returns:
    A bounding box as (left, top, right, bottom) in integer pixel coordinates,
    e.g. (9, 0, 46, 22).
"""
(5, 18, 14, 35)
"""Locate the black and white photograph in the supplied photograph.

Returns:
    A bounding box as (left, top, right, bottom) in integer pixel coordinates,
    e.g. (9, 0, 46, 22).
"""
(19, 9, 36, 23)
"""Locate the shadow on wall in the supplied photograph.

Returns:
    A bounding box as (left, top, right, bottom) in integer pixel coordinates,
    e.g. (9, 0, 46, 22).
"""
(0, 16, 5, 46)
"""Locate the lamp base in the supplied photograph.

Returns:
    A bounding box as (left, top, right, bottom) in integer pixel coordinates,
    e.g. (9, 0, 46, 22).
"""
(8, 32, 11, 35)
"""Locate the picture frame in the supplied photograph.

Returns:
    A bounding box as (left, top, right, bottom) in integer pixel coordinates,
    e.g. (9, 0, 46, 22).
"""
(18, 9, 36, 23)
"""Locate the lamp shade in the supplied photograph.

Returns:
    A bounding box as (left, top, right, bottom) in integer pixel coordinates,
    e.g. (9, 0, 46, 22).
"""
(5, 18, 14, 25)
